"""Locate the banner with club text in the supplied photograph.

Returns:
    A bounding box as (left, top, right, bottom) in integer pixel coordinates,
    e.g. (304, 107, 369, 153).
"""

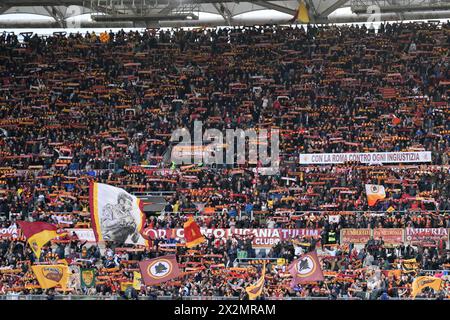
(299, 151, 432, 165)
(341, 228, 448, 245)
(143, 228, 322, 247)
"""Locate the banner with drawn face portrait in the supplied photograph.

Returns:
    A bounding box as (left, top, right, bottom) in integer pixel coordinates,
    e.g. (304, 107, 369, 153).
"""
(89, 182, 148, 246)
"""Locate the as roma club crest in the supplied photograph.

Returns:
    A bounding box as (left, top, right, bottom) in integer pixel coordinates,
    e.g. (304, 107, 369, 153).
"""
(42, 267, 63, 282)
(294, 255, 316, 277)
(147, 259, 173, 279)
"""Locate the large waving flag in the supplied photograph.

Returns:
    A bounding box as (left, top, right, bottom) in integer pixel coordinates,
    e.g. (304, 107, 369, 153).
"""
(139, 255, 181, 286)
(365, 184, 386, 206)
(245, 263, 266, 300)
(89, 182, 148, 246)
(289, 251, 324, 287)
(183, 215, 205, 248)
(32, 264, 70, 290)
(17, 221, 62, 259)
(411, 276, 442, 298)
(290, 1, 310, 24)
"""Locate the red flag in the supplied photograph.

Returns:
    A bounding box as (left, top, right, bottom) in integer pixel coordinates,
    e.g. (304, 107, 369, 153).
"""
(392, 114, 401, 125)
(183, 216, 205, 248)
(139, 255, 181, 286)
(289, 251, 324, 287)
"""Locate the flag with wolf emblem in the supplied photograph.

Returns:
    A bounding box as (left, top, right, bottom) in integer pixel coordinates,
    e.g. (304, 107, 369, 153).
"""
(365, 184, 386, 206)
(80, 268, 96, 288)
(139, 255, 181, 286)
(411, 276, 442, 298)
(31, 264, 70, 290)
(89, 182, 148, 246)
(289, 251, 324, 287)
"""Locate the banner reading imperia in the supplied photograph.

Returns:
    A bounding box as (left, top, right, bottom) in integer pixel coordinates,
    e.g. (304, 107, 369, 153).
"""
(143, 228, 321, 247)
(299, 151, 432, 164)
(405, 228, 449, 245)
(341, 228, 449, 245)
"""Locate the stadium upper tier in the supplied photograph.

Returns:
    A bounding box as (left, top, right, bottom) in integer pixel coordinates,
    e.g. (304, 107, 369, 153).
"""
(0, 23, 449, 219)
(2, 0, 450, 27)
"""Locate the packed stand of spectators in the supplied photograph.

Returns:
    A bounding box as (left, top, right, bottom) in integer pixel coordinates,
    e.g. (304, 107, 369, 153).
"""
(0, 22, 449, 299)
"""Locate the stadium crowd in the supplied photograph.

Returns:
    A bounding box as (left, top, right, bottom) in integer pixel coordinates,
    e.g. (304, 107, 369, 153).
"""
(0, 21, 449, 299)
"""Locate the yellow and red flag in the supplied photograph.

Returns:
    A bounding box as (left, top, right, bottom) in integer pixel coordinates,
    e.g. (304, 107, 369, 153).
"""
(17, 221, 62, 259)
(365, 184, 386, 206)
(183, 215, 205, 248)
(31, 264, 70, 290)
(245, 263, 266, 300)
(411, 276, 442, 298)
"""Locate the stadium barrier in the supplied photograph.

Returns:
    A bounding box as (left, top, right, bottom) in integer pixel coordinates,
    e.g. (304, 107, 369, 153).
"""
(0, 295, 446, 300)
(7, 210, 450, 217)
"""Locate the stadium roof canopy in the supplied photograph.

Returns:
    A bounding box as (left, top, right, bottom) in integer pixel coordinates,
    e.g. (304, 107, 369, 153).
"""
(0, 0, 450, 28)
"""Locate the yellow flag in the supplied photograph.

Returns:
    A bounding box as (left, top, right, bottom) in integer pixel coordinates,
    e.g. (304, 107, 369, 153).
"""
(386, 206, 396, 213)
(31, 265, 69, 290)
(245, 263, 266, 300)
(402, 258, 419, 273)
(293, 1, 310, 24)
(411, 276, 442, 298)
(121, 282, 133, 291)
(133, 271, 142, 290)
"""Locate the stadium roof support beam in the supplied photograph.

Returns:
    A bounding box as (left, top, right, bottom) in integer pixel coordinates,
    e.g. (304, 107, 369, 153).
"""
(43, 6, 67, 28)
(317, 0, 349, 17)
(212, 2, 232, 25)
(254, 1, 297, 16)
(92, 13, 198, 21)
(0, 6, 10, 14)
(159, 3, 180, 15)
(352, 3, 450, 13)
(305, 0, 318, 22)
(0, 0, 84, 5)
(318, 10, 450, 23)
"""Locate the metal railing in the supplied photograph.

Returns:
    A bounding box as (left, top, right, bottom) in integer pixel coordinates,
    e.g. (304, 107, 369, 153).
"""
(0, 294, 238, 300)
(0, 294, 447, 300)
